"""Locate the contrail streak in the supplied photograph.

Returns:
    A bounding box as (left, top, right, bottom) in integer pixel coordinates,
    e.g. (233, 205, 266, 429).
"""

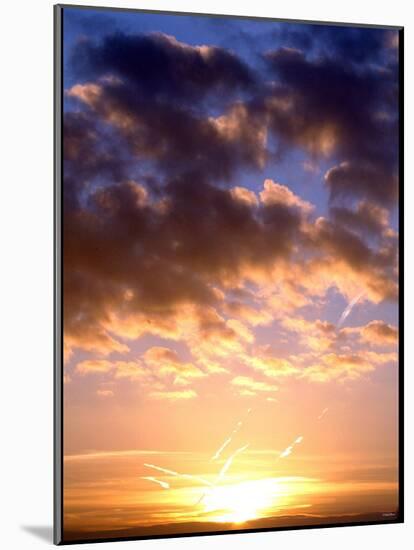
(211, 435, 234, 461)
(144, 463, 212, 487)
(317, 407, 329, 420)
(217, 444, 249, 482)
(211, 409, 252, 461)
(197, 443, 250, 506)
(141, 476, 170, 489)
(337, 292, 365, 328)
(279, 445, 293, 458)
(279, 435, 303, 459)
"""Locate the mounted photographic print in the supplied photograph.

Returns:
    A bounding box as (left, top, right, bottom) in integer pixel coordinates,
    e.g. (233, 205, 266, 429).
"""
(54, 4, 403, 545)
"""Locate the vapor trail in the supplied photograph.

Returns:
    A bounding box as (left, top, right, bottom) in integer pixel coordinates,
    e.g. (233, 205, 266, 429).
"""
(141, 476, 170, 489)
(337, 292, 365, 328)
(197, 443, 250, 506)
(211, 435, 235, 462)
(144, 463, 212, 487)
(279, 435, 303, 459)
(317, 407, 329, 420)
(217, 444, 250, 482)
(279, 445, 293, 458)
(211, 408, 252, 461)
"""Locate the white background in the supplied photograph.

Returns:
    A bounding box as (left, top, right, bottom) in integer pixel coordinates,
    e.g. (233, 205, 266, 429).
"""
(0, 0, 411, 548)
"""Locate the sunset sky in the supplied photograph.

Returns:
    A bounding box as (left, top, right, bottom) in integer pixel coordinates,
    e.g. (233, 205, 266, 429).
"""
(61, 6, 400, 541)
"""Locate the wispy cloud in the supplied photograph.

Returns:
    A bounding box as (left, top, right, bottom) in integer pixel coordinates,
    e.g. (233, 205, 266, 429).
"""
(64, 449, 191, 461)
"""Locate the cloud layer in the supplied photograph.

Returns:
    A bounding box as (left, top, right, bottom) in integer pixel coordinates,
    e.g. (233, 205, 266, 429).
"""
(63, 20, 399, 400)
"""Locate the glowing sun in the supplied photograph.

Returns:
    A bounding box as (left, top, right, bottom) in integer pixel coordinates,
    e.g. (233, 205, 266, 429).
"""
(201, 478, 283, 524)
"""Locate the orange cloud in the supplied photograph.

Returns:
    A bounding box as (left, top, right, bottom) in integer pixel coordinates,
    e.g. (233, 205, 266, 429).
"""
(62, 154, 397, 366)
(113, 361, 148, 381)
(230, 186, 259, 207)
(64, 328, 129, 358)
(260, 179, 314, 214)
(67, 82, 102, 106)
(223, 301, 274, 327)
(300, 349, 397, 383)
(210, 103, 268, 169)
(148, 389, 197, 401)
(75, 359, 148, 381)
(76, 359, 114, 375)
(96, 389, 114, 398)
(301, 353, 374, 382)
(243, 348, 299, 379)
(350, 320, 398, 347)
(331, 200, 393, 238)
(143, 346, 205, 385)
(281, 317, 337, 352)
(231, 375, 279, 395)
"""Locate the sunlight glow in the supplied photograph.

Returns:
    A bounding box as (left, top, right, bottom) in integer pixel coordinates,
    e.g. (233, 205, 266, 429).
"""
(201, 478, 284, 524)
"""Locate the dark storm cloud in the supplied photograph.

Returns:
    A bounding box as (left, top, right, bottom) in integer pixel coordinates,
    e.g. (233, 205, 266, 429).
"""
(67, 30, 399, 205)
(63, 178, 306, 335)
(63, 111, 132, 210)
(310, 217, 394, 272)
(62, 25, 399, 353)
(63, 173, 398, 355)
(63, 115, 125, 183)
(70, 31, 256, 104)
(203, 20, 393, 68)
(276, 24, 392, 65)
(67, 79, 266, 182)
(325, 162, 398, 206)
(65, 31, 265, 185)
(330, 201, 392, 238)
(314, 26, 391, 64)
(265, 47, 396, 163)
(308, 217, 398, 300)
(264, 47, 398, 205)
